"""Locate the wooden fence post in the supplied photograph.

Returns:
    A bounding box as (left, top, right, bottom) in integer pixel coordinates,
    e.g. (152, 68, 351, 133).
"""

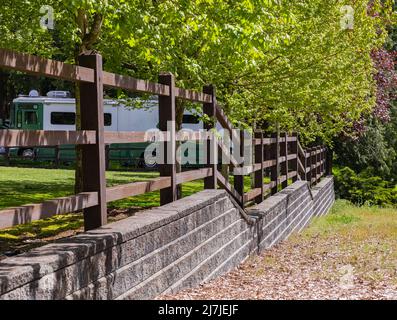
(311, 148, 315, 186)
(316, 146, 321, 183)
(291, 132, 298, 182)
(270, 130, 280, 195)
(326, 147, 333, 176)
(254, 130, 264, 204)
(4, 147, 10, 166)
(203, 85, 217, 189)
(54, 146, 59, 168)
(321, 147, 325, 177)
(105, 145, 110, 170)
(234, 130, 245, 207)
(78, 53, 107, 231)
(307, 148, 313, 187)
(304, 147, 308, 182)
(281, 132, 288, 189)
(158, 73, 177, 205)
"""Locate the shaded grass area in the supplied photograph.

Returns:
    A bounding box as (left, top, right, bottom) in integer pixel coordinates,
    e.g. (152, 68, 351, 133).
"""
(0, 166, 202, 254)
(0, 166, 268, 255)
(0, 166, 162, 210)
(0, 167, 257, 210)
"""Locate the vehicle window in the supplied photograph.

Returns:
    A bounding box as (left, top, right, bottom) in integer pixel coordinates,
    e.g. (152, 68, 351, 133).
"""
(17, 110, 22, 128)
(51, 112, 76, 125)
(19, 104, 40, 110)
(104, 113, 112, 126)
(182, 114, 200, 124)
(51, 112, 112, 126)
(24, 111, 38, 125)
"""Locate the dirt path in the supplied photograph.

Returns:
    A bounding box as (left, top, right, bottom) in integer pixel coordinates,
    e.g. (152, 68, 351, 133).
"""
(159, 202, 397, 300)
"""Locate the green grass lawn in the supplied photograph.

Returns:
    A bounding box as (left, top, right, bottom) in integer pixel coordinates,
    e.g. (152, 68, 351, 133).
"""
(0, 166, 202, 250)
(0, 166, 257, 250)
(0, 166, 274, 254)
(0, 166, 203, 210)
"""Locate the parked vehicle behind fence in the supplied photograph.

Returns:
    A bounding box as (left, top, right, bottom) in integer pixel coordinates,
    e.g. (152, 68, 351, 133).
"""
(2, 91, 206, 168)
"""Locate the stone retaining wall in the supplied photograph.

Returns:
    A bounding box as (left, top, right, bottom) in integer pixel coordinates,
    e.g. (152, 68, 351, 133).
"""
(0, 177, 334, 300)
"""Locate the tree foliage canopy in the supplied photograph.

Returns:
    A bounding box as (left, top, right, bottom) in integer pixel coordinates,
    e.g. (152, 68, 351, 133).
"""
(0, 0, 395, 143)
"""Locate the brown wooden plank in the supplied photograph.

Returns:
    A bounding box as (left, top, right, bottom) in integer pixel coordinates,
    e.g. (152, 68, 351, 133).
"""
(254, 131, 264, 203)
(263, 182, 274, 191)
(0, 130, 96, 147)
(291, 132, 299, 182)
(326, 147, 333, 175)
(79, 54, 107, 231)
(218, 139, 239, 167)
(244, 188, 262, 203)
(278, 175, 287, 184)
(254, 137, 277, 145)
(158, 73, 177, 204)
(103, 71, 169, 96)
(176, 131, 212, 141)
(316, 147, 321, 183)
(287, 154, 297, 161)
(281, 133, 288, 189)
(252, 163, 262, 172)
(298, 157, 306, 176)
(176, 168, 213, 184)
(263, 138, 277, 145)
(203, 85, 218, 189)
(104, 131, 169, 144)
(288, 171, 298, 179)
(106, 177, 171, 202)
(0, 192, 98, 230)
(234, 130, 245, 207)
(263, 159, 277, 168)
(233, 165, 257, 176)
(215, 105, 233, 134)
(270, 129, 280, 195)
(0, 48, 94, 83)
(215, 104, 241, 146)
(216, 171, 243, 204)
(297, 140, 305, 158)
(175, 87, 212, 103)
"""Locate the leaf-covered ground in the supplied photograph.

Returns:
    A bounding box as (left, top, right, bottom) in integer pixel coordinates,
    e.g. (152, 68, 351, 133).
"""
(159, 200, 397, 300)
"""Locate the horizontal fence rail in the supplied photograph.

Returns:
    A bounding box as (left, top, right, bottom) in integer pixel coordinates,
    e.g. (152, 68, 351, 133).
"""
(0, 130, 97, 147)
(0, 48, 95, 83)
(0, 48, 331, 230)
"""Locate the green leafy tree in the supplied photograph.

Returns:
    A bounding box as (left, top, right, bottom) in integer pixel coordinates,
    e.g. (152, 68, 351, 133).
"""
(0, 0, 395, 191)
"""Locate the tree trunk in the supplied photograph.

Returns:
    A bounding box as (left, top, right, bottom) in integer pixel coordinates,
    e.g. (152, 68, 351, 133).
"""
(0, 71, 8, 121)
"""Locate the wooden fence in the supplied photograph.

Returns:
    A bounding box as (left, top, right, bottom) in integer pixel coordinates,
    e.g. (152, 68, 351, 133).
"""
(0, 48, 331, 231)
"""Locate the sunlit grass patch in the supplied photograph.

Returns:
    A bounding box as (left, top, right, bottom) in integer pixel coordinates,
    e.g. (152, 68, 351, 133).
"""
(0, 166, 206, 253)
(0, 213, 84, 240)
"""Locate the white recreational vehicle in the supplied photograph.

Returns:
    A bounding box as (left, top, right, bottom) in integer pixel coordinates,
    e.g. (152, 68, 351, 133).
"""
(5, 91, 209, 166)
